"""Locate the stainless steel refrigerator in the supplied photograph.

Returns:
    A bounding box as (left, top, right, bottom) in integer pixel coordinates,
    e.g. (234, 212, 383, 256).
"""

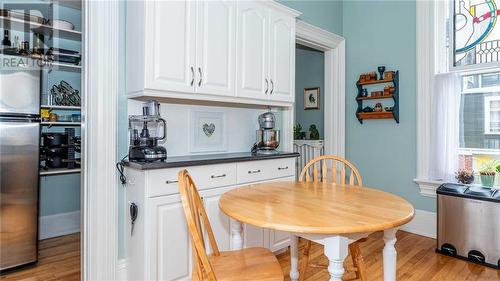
(0, 57, 41, 271)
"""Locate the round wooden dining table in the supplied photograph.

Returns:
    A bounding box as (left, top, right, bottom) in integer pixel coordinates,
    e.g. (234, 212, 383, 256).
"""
(219, 181, 415, 281)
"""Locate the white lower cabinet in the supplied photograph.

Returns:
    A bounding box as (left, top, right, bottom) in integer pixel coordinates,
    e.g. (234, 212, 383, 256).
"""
(201, 186, 235, 253)
(125, 158, 296, 280)
(149, 195, 192, 281)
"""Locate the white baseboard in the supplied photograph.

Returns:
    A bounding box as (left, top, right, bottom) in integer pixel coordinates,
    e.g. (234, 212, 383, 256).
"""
(39, 211, 80, 240)
(400, 209, 436, 239)
(117, 259, 127, 281)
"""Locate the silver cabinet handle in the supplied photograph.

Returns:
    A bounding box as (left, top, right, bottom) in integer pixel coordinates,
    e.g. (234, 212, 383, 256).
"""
(278, 166, 288, 170)
(265, 79, 269, 94)
(166, 180, 179, 184)
(270, 79, 274, 95)
(211, 174, 226, 179)
(190, 66, 194, 86)
(248, 169, 261, 174)
(198, 67, 202, 87)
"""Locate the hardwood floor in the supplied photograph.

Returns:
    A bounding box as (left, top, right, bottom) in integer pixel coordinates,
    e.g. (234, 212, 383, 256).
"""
(0, 233, 80, 281)
(1, 231, 498, 281)
(277, 231, 500, 281)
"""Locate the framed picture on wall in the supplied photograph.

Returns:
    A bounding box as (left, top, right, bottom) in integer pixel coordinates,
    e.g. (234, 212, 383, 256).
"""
(304, 87, 320, 110)
(190, 111, 227, 153)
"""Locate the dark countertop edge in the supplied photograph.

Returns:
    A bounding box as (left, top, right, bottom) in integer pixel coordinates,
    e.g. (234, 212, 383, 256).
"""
(124, 152, 300, 170)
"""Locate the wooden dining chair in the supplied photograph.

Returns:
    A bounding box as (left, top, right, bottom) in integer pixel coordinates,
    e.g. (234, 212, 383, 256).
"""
(178, 169, 284, 281)
(297, 155, 367, 281)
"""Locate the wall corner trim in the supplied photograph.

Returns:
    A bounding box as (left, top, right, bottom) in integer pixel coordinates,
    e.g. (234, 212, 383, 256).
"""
(116, 259, 127, 281)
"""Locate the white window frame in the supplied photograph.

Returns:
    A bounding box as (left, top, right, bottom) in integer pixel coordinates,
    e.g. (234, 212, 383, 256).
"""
(484, 95, 500, 134)
(415, 0, 500, 197)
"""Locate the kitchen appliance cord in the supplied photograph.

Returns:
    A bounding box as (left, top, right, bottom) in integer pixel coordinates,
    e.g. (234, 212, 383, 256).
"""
(116, 154, 128, 185)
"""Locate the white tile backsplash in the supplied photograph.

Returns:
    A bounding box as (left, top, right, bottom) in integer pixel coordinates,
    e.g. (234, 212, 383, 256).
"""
(128, 100, 266, 157)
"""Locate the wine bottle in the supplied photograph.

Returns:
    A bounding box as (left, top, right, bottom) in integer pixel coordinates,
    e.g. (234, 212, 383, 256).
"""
(2, 30, 11, 47)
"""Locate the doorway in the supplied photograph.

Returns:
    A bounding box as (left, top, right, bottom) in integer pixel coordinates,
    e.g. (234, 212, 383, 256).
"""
(0, 1, 83, 279)
(294, 43, 326, 170)
(294, 20, 346, 161)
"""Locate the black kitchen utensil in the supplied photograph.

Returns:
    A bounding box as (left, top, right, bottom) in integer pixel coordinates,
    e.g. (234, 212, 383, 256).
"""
(42, 133, 68, 147)
(130, 202, 138, 235)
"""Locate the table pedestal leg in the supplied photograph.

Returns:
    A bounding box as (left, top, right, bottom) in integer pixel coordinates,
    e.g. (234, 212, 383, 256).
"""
(289, 234, 299, 281)
(230, 219, 243, 250)
(383, 228, 398, 281)
(323, 236, 349, 281)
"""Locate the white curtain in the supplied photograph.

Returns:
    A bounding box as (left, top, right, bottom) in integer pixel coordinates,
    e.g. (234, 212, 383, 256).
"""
(428, 72, 461, 181)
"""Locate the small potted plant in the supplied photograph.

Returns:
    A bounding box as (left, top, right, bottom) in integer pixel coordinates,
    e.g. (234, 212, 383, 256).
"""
(455, 169, 474, 184)
(309, 124, 320, 140)
(478, 160, 499, 187)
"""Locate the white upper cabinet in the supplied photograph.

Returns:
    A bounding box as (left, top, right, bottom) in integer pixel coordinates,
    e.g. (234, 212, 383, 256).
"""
(144, 0, 196, 93)
(236, 2, 296, 103)
(196, 0, 236, 96)
(269, 10, 295, 102)
(127, 0, 299, 105)
(236, 2, 269, 100)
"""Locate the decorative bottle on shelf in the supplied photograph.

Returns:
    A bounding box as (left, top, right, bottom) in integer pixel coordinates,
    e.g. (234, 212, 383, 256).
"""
(13, 35, 20, 51)
(1, 30, 11, 49)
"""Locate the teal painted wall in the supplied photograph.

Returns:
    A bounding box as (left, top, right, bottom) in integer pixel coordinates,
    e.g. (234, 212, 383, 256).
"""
(343, 0, 435, 211)
(39, 174, 80, 216)
(117, 1, 127, 258)
(280, 0, 343, 35)
(295, 46, 325, 138)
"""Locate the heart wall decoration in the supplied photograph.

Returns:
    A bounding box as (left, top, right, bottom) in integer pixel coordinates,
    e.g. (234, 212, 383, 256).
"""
(190, 111, 226, 153)
(203, 123, 216, 137)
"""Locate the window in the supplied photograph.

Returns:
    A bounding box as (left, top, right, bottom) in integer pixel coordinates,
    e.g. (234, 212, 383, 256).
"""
(415, 0, 500, 194)
(459, 72, 500, 172)
(484, 95, 500, 134)
(454, 0, 500, 67)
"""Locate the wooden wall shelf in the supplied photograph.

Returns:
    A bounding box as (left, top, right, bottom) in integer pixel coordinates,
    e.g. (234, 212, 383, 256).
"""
(356, 112, 394, 120)
(356, 78, 394, 86)
(356, 70, 399, 124)
(356, 94, 393, 101)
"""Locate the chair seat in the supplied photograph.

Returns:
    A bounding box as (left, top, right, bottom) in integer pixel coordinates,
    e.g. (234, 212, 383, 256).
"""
(193, 247, 283, 281)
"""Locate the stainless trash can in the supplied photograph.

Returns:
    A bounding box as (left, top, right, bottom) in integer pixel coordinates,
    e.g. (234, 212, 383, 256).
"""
(437, 183, 500, 269)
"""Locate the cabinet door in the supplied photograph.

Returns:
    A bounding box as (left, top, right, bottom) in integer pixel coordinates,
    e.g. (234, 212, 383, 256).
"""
(268, 10, 295, 102)
(201, 186, 234, 252)
(150, 195, 192, 281)
(196, 0, 236, 96)
(144, 0, 196, 93)
(236, 2, 269, 100)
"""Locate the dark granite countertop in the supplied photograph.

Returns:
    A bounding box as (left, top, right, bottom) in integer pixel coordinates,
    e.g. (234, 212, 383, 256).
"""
(124, 151, 299, 170)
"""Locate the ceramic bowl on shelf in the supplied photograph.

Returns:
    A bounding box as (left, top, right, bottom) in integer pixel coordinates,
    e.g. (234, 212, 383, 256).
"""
(52, 20, 75, 30)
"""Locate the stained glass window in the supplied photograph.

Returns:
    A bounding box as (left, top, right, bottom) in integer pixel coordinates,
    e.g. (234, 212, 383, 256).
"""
(454, 0, 500, 67)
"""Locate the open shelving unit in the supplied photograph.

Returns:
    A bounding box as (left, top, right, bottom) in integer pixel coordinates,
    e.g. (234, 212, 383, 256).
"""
(39, 167, 81, 176)
(6, 0, 86, 177)
(0, 15, 82, 41)
(41, 105, 81, 110)
(356, 70, 399, 124)
(41, 121, 81, 126)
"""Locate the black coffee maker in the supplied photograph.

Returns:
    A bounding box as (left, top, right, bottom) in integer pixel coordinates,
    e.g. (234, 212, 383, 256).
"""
(128, 100, 167, 162)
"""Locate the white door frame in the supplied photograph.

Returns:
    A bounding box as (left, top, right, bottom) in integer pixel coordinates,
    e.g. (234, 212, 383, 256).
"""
(295, 21, 346, 156)
(82, 0, 119, 280)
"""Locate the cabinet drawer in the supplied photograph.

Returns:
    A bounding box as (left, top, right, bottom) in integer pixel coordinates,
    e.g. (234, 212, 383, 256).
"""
(147, 168, 183, 197)
(237, 158, 295, 184)
(147, 163, 237, 197)
(188, 163, 237, 190)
